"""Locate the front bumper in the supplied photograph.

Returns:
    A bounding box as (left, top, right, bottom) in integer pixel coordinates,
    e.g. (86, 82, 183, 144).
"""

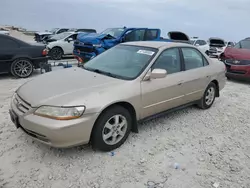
(9, 95, 99, 148)
(225, 62, 250, 81)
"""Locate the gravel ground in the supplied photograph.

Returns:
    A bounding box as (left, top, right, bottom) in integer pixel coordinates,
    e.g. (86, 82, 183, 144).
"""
(0, 72, 250, 188)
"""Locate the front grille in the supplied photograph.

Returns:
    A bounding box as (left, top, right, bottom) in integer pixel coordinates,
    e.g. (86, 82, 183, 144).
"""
(13, 94, 31, 114)
(74, 46, 95, 53)
(227, 69, 246, 75)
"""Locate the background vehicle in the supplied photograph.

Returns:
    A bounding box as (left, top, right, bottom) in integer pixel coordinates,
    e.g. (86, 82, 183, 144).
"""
(69, 28, 97, 33)
(207, 37, 226, 57)
(0, 34, 48, 78)
(10, 41, 226, 151)
(190, 37, 209, 55)
(0, 29, 10, 35)
(220, 38, 250, 81)
(73, 27, 190, 62)
(34, 28, 70, 42)
(226, 41, 235, 47)
(46, 32, 91, 60)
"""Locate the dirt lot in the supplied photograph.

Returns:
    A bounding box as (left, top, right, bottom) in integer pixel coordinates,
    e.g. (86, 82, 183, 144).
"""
(0, 73, 250, 188)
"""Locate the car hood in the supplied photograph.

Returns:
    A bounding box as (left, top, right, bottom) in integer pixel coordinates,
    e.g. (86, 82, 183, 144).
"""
(224, 47, 250, 60)
(17, 68, 124, 107)
(35, 31, 52, 35)
(77, 33, 116, 44)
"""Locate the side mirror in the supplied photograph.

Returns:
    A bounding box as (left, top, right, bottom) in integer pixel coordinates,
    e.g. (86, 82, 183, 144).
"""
(150, 69, 167, 79)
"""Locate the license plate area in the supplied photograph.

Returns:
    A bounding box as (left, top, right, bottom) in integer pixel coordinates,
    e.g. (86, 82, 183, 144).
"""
(9, 110, 20, 129)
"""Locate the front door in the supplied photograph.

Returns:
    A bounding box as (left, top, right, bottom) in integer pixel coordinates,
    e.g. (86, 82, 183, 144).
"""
(141, 48, 186, 118)
(64, 34, 77, 54)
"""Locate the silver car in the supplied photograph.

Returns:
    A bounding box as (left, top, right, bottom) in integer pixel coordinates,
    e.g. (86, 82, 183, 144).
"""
(9, 41, 226, 151)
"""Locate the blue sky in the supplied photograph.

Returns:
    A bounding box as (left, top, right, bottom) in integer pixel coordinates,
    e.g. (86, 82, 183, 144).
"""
(0, 0, 249, 41)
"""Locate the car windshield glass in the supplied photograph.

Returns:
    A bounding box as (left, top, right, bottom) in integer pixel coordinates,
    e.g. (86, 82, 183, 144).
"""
(49, 28, 58, 34)
(236, 40, 250, 49)
(100, 28, 125, 38)
(190, 40, 195, 45)
(83, 45, 158, 80)
(50, 32, 71, 40)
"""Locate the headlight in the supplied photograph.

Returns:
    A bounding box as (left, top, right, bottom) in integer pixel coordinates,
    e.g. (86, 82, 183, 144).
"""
(93, 44, 102, 48)
(34, 106, 85, 120)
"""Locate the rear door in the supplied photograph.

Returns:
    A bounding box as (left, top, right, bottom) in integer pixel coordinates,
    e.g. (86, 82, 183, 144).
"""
(0, 36, 20, 73)
(179, 47, 211, 103)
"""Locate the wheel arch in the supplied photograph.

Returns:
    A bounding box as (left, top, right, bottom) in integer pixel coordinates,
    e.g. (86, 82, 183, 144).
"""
(90, 101, 138, 143)
(211, 79, 219, 97)
(50, 46, 64, 54)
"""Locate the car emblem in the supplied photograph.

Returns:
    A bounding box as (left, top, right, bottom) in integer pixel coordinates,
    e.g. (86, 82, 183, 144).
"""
(234, 60, 240, 64)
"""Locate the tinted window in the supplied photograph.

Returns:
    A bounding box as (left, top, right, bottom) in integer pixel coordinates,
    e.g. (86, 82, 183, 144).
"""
(83, 45, 157, 80)
(235, 40, 250, 49)
(124, 29, 145, 42)
(182, 48, 205, 70)
(190, 40, 195, 45)
(101, 28, 125, 38)
(57, 29, 68, 34)
(0, 37, 19, 49)
(152, 48, 181, 74)
(144, 29, 158, 40)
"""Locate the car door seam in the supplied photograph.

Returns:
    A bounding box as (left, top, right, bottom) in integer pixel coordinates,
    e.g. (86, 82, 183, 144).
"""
(143, 95, 185, 109)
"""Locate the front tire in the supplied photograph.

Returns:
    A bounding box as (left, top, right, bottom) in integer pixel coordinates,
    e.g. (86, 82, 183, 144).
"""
(10, 58, 33, 78)
(49, 47, 63, 60)
(198, 82, 217, 109)
(91, 105, 132, 151)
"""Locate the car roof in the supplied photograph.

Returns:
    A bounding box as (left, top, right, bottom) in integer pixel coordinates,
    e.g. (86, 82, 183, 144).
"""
(122, 41, 193, 49)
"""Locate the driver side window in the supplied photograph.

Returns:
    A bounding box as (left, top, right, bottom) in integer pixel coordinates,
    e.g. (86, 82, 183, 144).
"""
(124, 29, 145, 42)
(152, 48, 181, 74)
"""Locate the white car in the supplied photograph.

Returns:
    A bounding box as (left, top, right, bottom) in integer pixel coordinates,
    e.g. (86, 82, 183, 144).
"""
(207, 37, 226, 57)
(0, 30, 10, 35)
(190, 38, 209, 55)
(46, 32, 78, 60)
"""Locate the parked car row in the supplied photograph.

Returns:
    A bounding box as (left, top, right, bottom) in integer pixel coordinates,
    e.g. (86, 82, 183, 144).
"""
(43, 27, 190, 61)
(34, 28, 96, 43)
(190, 37, 235, 58)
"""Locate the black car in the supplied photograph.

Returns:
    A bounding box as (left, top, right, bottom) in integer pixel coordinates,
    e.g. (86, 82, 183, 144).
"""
(0, 34, 48, 78)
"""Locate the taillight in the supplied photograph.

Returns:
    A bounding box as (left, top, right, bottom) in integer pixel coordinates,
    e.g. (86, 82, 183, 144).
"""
(42, 49, 48, 56)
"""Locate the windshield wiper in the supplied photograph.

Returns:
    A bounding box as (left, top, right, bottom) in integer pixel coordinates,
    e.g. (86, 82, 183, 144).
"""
(84, 67, 119, 78)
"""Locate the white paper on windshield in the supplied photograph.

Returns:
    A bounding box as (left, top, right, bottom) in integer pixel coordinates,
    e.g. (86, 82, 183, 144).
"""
(137, 50, 155, 56)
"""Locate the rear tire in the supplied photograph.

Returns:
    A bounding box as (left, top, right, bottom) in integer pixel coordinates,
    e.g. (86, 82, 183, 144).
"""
(91, 105, 132, 151)
(49, 47, 63, 60)
(10, 58, 33, 78)
(198, 82, 217, 109)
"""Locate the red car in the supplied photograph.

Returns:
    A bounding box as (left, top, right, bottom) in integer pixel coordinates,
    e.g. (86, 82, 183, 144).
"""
(220, 38, 250, 81)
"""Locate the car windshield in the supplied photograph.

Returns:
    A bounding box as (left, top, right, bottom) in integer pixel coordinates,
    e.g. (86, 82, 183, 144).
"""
(83, 45, 158, 80)
(209, 39, 225, 45)
(50, 32, 71, 40)
(234, 40, 250, 49)
(190, 40, 195, 45)
(100, 28, 125, 38)
(49, 28, 59, 34)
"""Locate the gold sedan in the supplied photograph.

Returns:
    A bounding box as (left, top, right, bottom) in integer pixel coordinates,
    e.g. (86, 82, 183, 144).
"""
(9, 41, 226, 151)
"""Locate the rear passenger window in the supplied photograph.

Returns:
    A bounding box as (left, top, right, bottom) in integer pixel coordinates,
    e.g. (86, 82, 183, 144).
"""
(181, 48, 205, 70)
(0, 37, 19, 49)
(144, 30, 158, 40)
(152, 48, 181, 74)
